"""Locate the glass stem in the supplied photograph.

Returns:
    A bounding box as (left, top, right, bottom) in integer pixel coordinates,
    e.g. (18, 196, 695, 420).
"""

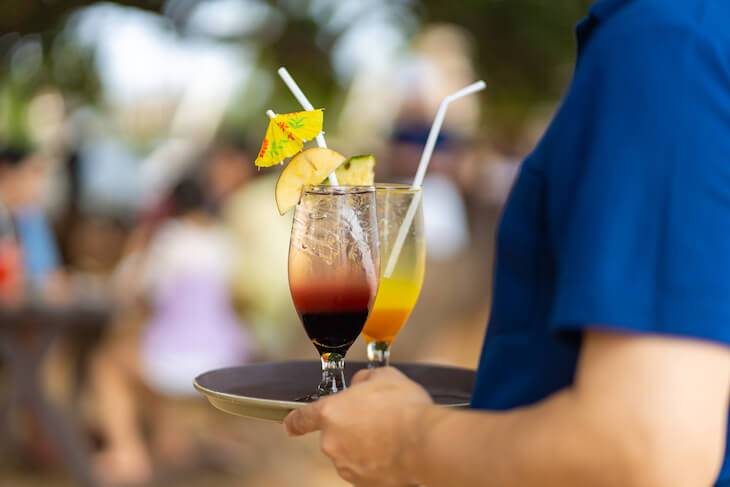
(318, 353, 346, 395)
(367, 341, 391, 368)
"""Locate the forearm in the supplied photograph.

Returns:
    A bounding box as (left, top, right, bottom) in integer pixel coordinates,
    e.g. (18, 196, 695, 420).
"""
(404, 389, 644, 487)
(287, 334, 729, 486)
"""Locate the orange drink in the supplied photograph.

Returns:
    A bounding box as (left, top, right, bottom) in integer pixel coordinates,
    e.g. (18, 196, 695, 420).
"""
(362, 184, 425, 366)
(362, 276, 424, 344)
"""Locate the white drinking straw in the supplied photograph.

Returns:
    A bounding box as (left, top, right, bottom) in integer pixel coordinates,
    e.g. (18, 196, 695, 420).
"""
(277, 67, 339, 185)
(383, 80, 487, 278)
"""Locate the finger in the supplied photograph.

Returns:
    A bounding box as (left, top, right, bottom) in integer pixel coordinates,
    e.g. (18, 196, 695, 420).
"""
(335, 465, 357, 484)
(351, 367, 376, 385)
(283, 402, 323, 437)
(383, 365, 409, 380)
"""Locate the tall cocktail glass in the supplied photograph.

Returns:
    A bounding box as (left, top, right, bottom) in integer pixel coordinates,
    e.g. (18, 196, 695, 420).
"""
(289, 185, 380, 399)
(362, 184, 425, 367)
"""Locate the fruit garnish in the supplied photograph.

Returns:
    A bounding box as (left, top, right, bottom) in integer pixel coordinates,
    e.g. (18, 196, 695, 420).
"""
(275, 147, 346, 215)
(334, 155, 375, 186)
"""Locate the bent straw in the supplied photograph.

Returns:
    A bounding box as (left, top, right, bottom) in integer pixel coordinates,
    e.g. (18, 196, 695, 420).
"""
(277, 67, 339, 185)
(383, 80, 487, 278)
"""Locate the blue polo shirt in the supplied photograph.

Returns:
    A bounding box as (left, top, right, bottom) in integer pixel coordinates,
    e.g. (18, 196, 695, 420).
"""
(471, 0, 730, 483)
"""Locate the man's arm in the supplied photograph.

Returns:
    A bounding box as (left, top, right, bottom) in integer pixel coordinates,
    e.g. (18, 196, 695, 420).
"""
(284, 331, 730, 487)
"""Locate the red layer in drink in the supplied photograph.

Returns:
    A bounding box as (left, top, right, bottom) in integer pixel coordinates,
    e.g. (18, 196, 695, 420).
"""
(290, 281, 376, 314)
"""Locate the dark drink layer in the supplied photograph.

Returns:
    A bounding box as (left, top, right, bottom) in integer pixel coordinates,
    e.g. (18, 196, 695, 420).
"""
(300, 310, 370, 355)
(290, 282, 375, 355)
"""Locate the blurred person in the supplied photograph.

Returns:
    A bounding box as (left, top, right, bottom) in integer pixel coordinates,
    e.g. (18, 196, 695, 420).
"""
(202, 138, 254, 209)
(385, 126, 471, 260)
(203, 138, 299, 357)
(140, 176, 252, 395)
(458, 142, 522, 210)
(111, 138, 252, 311)
(223, 170, 298, 357)
(283, 2, 730, 487)
(337, 23, 480, 155)
(378, 126, 487, 364)
(382, 24, 482, 261)
(0, 179, 23, 302)
(0, 147, 66, 301)
(90, 176, 252, 486)
(407, 24, 481, 136)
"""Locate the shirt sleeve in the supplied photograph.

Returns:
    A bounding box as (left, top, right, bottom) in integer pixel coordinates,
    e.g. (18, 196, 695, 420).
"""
(548, 17, 730, 346)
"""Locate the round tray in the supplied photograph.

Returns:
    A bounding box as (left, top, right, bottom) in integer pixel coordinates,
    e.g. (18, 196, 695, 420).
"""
(194, 360, 475, 422)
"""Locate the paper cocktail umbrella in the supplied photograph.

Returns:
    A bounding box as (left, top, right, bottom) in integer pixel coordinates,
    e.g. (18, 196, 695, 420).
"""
(255, 109, 324, 167)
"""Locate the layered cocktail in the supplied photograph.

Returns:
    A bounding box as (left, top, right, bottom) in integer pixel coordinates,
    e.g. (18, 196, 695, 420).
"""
(288, 184, 379, 398)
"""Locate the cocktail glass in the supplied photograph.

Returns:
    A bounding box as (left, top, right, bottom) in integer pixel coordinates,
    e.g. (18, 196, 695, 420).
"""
(289, 185, 380, 399)
(362, 184, 425, 367)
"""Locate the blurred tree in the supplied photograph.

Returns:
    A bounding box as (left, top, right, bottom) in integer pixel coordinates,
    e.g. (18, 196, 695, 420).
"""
(0, 0, 595, 147)
(420, 0, 595, 146)
(0, 0, 163, 37)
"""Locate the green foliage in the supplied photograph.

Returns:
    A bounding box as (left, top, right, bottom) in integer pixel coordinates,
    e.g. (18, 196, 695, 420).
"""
(420, 0, 595, 143)
(0, 0, 597, 146)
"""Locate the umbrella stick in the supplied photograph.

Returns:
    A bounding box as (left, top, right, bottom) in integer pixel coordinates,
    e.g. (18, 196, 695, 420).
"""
(277, 67, 339, 185)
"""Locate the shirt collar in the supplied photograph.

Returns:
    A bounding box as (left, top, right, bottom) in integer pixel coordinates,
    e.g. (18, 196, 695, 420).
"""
(576, 0, 632, 51)
(589, 0, 632, 20)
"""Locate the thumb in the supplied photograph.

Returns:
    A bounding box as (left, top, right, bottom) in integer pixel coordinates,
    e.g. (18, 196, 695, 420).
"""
(283, 401, 323, 437)
(351, 367, 377, 385)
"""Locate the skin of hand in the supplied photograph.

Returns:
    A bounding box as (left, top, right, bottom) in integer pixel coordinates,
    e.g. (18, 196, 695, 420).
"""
(284, 331, 730, 487)
(284, 366, 433, 487)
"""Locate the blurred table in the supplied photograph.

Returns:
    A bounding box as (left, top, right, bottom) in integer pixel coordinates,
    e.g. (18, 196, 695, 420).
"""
(0, 301, 111, 487)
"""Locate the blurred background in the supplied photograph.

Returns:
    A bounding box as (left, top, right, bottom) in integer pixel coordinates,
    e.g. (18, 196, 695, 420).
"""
(0, 0, 592, 486)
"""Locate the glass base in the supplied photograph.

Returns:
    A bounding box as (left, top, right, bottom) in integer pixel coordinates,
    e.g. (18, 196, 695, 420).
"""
(367, 341, 391, 368)
(296, 392, 322, 402)
(298, 353, 347, 401)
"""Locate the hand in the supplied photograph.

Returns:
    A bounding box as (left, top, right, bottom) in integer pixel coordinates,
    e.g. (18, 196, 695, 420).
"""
(283, 366, 434, 486)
